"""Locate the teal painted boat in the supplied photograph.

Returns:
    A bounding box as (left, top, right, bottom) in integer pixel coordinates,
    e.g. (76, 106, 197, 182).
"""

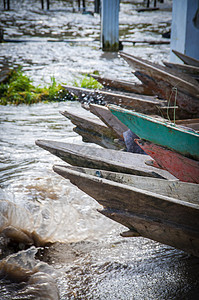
(108, 105, 199, 161)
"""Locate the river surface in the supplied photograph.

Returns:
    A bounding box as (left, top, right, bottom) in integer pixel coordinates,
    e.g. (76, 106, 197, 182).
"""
(1, 1, 199, 299)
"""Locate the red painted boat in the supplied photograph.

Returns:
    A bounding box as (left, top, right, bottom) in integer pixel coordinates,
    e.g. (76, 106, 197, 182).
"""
(135, 139, 199, 184)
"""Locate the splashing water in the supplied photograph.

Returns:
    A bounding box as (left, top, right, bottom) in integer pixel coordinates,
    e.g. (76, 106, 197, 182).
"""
(1, 1, 199, 299)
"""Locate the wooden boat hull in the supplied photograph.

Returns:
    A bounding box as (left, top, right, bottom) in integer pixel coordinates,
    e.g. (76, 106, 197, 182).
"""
(136, 139, 199, 184)
(62, 85, 169, 115)
(120, 52, 199, 96)
(109, 105, 199, 161)
(175, 118, 199, 132)
(90, 74, 154, 95)
(120, 52, 199, 118)
(35, 139, 176, 179)
(88, 104, 145, 154)
(53, 165, 199, 257)
(89, 104, 128, 137)
(57, 166, 199, 203)
(172, 50, 199, 67)
(60, 109, 123, 150)
(163, 61, 199, 81)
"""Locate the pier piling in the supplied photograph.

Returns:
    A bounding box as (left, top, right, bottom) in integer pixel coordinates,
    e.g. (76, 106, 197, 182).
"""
(101, 0, 120, 52)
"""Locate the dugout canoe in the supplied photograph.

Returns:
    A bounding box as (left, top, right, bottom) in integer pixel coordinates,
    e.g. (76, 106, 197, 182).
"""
(89, 104, 128, 137)
(163, 61, 199, 81)
(119, 52, 199, 118)
(108, 104, 199, 161)
(175, 118, 199, 132)
(90, 74, 153, 95)
(135, 139, 199, 184)
(172, 50, 199, 67)
(62, 85, 171, 116)
(53, 165, 199, 257)
(88, 104, 144, 154)
(35, 139, 176, 179)
(60, 109, 123, 150)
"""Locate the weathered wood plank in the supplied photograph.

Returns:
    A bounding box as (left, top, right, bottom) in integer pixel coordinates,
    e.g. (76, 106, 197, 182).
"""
(172, 49, 199, 67)
(62, 85, 168, 115)
(89, 104, 128, 137)
(90, 74, 154, 95)
(60, 109, 123, 150)
(120, 52, 199, 118)
(163, 61, 199, 80)
(35, 140, 176, 179)
(64, 166, 199, 204)
(52, 165, 199, 256)
(100, 208, 199, 257)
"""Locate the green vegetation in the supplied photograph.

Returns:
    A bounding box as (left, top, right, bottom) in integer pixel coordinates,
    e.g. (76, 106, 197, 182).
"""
(0, 67, 102, 105)
(74, 74, 103, 89)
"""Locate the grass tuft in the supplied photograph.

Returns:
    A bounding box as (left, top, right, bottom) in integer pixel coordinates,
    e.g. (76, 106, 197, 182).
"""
(0, 67, 102, 105)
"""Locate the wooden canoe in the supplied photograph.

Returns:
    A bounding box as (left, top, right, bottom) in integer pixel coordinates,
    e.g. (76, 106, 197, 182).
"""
(108, 104, 199, 161)
(89, 104, 128, 137)
(35, 139, 176, 179)
(163, 61, 199, 81)
(60, 109, 123, 150)
(135, 139, 199, 184)
(90, 74, 154, 95)
(53, 165, 199, 257)
(88, 104, 145, 154)
(62, 85, 171, 116)
(172, 50, 199, 67)
(175, 118, 199, 132)
(119, 52, 199, 118)
(120, 51, 199, 93)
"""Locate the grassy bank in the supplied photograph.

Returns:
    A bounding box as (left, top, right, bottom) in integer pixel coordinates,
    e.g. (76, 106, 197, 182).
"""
(0, 67, 102, 105)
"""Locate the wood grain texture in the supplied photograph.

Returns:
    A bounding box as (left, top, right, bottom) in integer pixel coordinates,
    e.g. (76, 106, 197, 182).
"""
(53, 165, 199, 257)
(120, 52, 199, 118)
(35, 139, 176, 179)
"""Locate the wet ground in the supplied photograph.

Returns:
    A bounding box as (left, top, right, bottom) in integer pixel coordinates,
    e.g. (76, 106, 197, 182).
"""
(1, 1, 199, 299)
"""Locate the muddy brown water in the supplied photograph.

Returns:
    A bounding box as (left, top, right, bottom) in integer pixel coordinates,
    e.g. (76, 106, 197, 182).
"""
(0, 1, 199, 299)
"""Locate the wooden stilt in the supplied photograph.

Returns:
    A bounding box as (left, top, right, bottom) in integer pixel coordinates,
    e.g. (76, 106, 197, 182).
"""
(0, 28, 4, 42)
(94, 0, 100, 13)
(82, 0, 86, 11)
(41, 0, 44, 10)
(77, 0, 80, 11)
(3, 0, 10, 10)
(101, 0, 120, 51)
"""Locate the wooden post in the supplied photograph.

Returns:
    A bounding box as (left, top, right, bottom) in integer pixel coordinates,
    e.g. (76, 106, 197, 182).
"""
(0, 28, 4, 42)
(3, 0, 10, 10)
(41, 0, 50, 10)
(41, 0, 44, 10)
(77, 0, 81, 11)
(94, 0, 100, 13)
(170, 0, 199, 62)
(82, 0, 86, 11)
(101, 0, 120, 52)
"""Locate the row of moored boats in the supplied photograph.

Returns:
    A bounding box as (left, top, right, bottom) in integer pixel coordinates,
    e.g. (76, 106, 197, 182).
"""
(36, 50, 199, 257)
